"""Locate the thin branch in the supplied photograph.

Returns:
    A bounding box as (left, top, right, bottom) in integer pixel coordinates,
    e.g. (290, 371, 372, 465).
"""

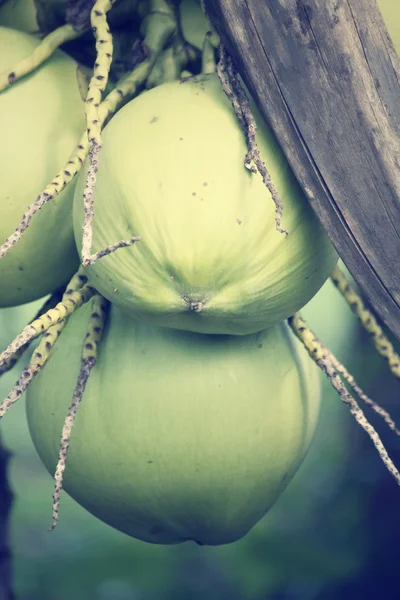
(0, 52, 155, 263)
(84, 235, 142, 265)
(50, 356, 96, 531)
(217, 44, 287, 235)
(0, 366, 39, 419)
(81, 0, 116, 264)
(0, 24, 85, 92)
(0, 2, 176, 268)
(0, 288, 64, 376)
(50, 295, 109, 530)
(202, 32, 217, 74)
(0, 315, 67, 421)
(0, 270, 93, 369)
(0, 136, 88, 261)
(80, 0, 177, 266)
(331, 265, 400, 378)
(331, 355, 400, 436)
(288, 312, 400, 486)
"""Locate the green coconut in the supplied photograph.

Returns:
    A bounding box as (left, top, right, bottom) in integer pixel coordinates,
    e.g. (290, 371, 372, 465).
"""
(74, 73, 337, 335)
(26, 302, 320, 546)
(0, 27, 84, 306)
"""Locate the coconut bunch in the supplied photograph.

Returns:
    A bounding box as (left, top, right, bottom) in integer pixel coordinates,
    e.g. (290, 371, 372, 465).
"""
(0, 0, 399, 547)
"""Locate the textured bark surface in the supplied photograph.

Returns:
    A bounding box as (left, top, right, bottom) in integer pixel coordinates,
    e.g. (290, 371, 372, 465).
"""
(0, 436, 14, 600)
(203, 0, 400, 340)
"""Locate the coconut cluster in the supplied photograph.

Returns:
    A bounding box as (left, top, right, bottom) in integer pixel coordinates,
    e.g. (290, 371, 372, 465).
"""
(0, 2, 331, 545)
(4, 0, 396, 548)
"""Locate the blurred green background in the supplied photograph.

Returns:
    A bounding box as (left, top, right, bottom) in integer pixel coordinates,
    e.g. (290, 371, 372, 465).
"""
(1, 273, 400, 600)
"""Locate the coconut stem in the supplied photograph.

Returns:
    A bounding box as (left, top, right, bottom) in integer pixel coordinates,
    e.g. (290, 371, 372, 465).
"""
(157, 46, 182, 82)
(0, 270, 94, 370)
(331, 355, 400, 436)
(0, 24, 85, 93)
(201, 32, 217, 74)
(0, 133, 88, 261)
(288, 312, 400, 486)
(146, 6, 198, 90)
(0, 78, 138, 263)
(0, 272, 89, 422)
(81, 0, 116, 265)
(146, 42, 188, 88)
(217, 44, 287, 236)
(0, 11, 174, 265)
(0, 269, 97, 422)
(81, 138, 141, 267)
(76, 65, 92, 102)
(80, 0, 177, 267)
(331, 265, 400, 378)
(0, 315, 67, 421)
(50, 294, 109, 531)
(0, 288, 64, 376)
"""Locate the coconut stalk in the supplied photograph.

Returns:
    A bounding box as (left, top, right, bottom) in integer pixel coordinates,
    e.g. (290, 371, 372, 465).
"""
(0, 432, 14, 600)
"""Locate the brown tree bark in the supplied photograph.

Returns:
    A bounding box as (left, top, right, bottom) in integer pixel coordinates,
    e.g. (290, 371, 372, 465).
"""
(203, 0, 400, 340)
